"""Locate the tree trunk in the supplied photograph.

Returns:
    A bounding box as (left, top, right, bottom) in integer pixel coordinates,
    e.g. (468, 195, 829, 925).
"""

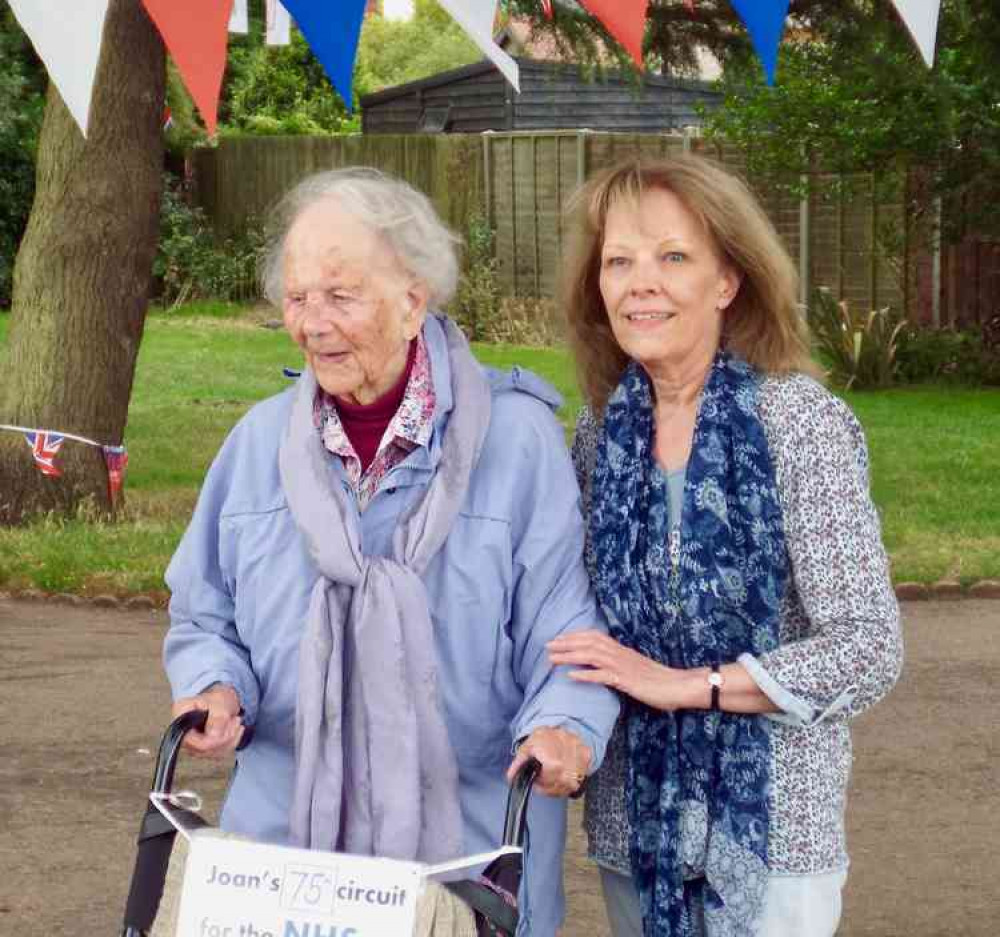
(0, 0, 165, 524)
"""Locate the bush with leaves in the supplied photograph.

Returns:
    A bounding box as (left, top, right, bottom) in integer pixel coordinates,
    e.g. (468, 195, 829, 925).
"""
(895, 326, 1000, 386)
(449, 214, 501, 342)
(0, 12, 45, 308)
(154, 177, 265, 306)
(809, 288, 907, 390)
(224, 29, 354, 134)
(354, 7, 481, 98)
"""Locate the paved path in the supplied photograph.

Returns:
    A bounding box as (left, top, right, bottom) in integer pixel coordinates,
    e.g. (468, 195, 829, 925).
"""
(0, 598, 997, 935)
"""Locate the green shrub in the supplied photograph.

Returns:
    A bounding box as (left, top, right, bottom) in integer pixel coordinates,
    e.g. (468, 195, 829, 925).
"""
(223, 31, 355, 134)
(809, 288, 906, 389)
(0, 14, 45, 307)
(449, 213, 501, 342)
(154, 176, 265, 305)
(896, 326, 1000, 386)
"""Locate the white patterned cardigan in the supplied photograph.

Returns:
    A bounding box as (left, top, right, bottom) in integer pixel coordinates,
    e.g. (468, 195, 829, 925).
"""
(572, 372, 904, 876)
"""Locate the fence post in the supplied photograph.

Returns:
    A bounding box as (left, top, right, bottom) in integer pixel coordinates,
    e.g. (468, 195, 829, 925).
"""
(532, 134, 541, 297)
(576, 129, 589, 188)
(510, 135, 518, 296)
(837, 180, 846, 299)
(482, 131, 494, 232)
(931, 196, 942, 328)
(799, 171, 811, 309)
(870, 172, 880, 311)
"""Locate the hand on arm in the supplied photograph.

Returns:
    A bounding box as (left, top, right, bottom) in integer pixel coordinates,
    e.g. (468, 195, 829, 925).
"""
(172, 683, 245, 758)
(547, 630, 779, 714)
(506, 726, 593, 798)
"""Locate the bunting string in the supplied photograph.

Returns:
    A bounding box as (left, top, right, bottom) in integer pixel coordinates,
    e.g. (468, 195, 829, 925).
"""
(1, 423, 129, 501)
(1, 422, 108, 449)
(5, 0, 944, 135)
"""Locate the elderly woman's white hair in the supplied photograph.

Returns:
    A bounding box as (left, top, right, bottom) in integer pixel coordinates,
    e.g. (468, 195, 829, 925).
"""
(260, 167, 462, 309)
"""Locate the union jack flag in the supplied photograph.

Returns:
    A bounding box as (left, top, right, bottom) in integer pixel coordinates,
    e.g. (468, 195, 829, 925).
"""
(23, 431, 64, 477)
(103, 445, 129, 504)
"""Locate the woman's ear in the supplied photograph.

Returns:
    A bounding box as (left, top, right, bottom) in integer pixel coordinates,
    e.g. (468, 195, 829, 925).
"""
(717, 265, 743, 312)
(401, 279, 430, 340)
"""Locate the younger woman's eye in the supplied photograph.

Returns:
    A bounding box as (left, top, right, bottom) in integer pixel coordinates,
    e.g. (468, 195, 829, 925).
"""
(603, 255, 630, 268)
(664, 251, 685, 263)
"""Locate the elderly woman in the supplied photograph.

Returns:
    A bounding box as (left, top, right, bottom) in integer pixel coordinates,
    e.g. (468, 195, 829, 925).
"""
(547, 156, 903, 937)
(162, 167, 619, 936)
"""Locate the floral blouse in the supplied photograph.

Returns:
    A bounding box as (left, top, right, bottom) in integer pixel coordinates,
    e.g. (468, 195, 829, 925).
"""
(314, 333, 436, 510)
(572, 372, 903, 876)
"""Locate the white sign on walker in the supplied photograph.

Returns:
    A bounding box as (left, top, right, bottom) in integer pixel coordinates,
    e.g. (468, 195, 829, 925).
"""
(150, 793, 521, 937)
(175, 833, 422, 937)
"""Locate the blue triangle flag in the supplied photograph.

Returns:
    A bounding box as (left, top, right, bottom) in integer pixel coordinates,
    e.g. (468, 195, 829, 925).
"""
(281, 0, 368, 109)
(730, 0, 790, 85)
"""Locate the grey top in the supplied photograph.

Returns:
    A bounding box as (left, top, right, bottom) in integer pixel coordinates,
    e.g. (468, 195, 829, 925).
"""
(572, 372, 903, 876)
(658, 464, 687, 532)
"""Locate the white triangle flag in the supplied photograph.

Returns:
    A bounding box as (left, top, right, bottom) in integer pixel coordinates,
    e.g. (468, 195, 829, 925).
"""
(229, 0, 249, 34)
(437, 0, 520, 92)
(890, 0, 941, 67)
(266, 0, 292, 46)
(7, 0, 110, 136)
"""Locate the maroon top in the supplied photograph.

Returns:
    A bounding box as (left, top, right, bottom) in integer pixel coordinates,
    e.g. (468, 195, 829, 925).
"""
(334, 340, 417, 473)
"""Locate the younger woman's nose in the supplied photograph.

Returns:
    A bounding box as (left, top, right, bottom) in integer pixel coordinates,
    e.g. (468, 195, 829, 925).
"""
(628, 258, 661, 295)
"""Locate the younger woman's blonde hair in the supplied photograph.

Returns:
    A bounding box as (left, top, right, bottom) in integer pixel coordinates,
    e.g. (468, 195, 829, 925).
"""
(562, 154, 818, 413)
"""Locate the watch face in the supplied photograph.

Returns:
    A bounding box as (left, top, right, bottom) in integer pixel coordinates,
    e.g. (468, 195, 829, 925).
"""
(708, 672, 723, 688)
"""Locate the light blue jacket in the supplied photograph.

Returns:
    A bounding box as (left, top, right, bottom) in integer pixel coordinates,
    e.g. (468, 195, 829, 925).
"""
(163, 314, 619, 936)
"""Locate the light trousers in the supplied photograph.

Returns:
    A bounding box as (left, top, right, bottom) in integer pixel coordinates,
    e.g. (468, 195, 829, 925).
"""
(598, 865, 847, 937)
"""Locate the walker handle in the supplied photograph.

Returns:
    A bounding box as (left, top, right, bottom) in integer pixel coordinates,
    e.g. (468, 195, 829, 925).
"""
(503, 757, 541, 848)
(151, 708, 209, 794)
(119, 710, 210, 937)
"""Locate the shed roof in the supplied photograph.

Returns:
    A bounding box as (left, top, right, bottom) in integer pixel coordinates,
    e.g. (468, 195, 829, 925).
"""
(360, 56, 719, 107)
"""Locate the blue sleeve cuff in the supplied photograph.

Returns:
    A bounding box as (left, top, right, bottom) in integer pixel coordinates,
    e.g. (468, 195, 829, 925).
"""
(175, 670, 260, 727)
(511, 714, 613, 775)
(738, 653, 855, 728)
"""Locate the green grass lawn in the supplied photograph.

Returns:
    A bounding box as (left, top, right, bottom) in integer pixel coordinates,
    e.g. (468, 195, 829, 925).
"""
(0, 307, 998, 596)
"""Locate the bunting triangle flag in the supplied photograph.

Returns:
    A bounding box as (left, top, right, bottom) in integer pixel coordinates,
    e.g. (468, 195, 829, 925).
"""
(23, 431, 65, 477)
(7, 0, 110, 136)
(102, 445, 129, 504)
(140, 0, 234, 135)
(437, 0, 520, 91)
(890, 0, 941, 66)
(266, 0, 292, 46)
(578, 0, 649, 68)
(729, 0, 790, 85)
(280, 0, 367, 108)
(229, 0, 249, 34)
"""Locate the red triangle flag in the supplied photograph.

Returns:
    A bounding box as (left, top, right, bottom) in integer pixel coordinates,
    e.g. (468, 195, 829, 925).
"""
(141, 0, 233, 135)
(578, 0, 648, 67)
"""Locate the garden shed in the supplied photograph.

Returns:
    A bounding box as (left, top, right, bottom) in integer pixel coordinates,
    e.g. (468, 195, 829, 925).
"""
(359, 57, 721, 135)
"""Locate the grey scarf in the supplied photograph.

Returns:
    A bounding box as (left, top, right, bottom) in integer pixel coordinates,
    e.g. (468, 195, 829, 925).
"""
(281, 315, 491, 863)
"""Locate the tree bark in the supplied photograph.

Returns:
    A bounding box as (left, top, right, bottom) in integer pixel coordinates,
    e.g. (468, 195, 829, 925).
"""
(0, 0, 165, 524)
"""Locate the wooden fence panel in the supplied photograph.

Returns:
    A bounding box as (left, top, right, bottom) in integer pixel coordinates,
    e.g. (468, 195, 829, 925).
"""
(190, 131, 996, 329)
(192, 135, 482, 243)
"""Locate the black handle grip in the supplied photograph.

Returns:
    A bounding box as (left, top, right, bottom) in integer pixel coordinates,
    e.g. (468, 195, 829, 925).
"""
(503, 757, 541, 848)
(152, 708, 208, 795)
(120, 710, 210, 937)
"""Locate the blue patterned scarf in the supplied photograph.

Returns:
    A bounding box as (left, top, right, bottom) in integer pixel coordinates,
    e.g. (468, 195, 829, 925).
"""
(590, 352, 788, 937)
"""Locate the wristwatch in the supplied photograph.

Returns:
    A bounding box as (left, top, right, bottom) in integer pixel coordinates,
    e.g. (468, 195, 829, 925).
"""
(708, 662, 724, 711)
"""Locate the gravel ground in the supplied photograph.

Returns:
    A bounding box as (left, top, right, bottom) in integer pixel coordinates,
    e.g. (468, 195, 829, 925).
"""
(1, 597, 996, 935)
